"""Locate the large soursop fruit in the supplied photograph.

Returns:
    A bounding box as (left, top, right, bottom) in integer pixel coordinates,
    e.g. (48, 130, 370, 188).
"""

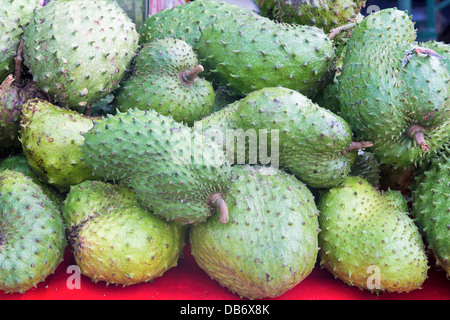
(412, 144, 450, 277)
(317, 176, 429, 293)
(338, 8, 450, 168)
(0, 169, 66, 293)
(63, 180, 187, 286)
(114, 38, 215, 126)
(81, 108, 232, 225)
(23, 0, 139, 111)
(190, 165, 319, 299)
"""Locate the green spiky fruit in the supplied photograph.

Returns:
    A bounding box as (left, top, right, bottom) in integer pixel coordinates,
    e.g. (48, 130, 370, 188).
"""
(0, 154, 64, 208)
(81, 108, 232, 225)
(256, 0, 366, 33)
(63, 180, 186, 286)
(114, 38, 215, 126)
(20, 99, 96, 191)
(338, 8, 450, 168)
(23, 0, 139, 111)
(190, 165, 319, 299)
(0, 79, 47, 157)
(0, 169, 66, 294)
(0, 15, 23, 83)
(412, 144, 450, 277)
(196, 11, 335, 98)
(195, 87, 371, 189)
(349, 150, 381, 188)
(317, 176, 429, 293)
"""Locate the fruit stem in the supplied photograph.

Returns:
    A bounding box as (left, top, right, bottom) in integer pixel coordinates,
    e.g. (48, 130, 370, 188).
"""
(329, 22, 357, 40)
(208, 193, 229, 224)
(0, 74, 14, 98)
(346, 141, 374, 152)
(180, 65, 204, 85)
(407, 125, 430, 152)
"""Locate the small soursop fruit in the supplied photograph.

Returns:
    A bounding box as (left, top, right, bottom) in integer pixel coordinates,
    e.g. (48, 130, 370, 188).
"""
(114, 37, 215, 126)
(349, 150, 381, 188)
(20, 99, 97, 191)
(23, 0, 139, 111)
(412, 144, 450, 277)
(317, 176, 429, 293)
(0, 169, 66, 294)
(190, 165, 319, 299)
(63, 180, 187, 286)
(81, 108, 232, 225)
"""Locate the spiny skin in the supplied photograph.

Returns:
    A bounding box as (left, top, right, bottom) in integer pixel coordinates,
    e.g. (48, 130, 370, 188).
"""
(318, 176, 428, 293)
(20, 99, 96, 191)
(0, 80, 47, 157)
(114, 38, 215, 126)
(81, 108, 232, 225)
(138, 0, 257, 48)
(0, 0, 40, 26)
(0, 154, 64, 209)
(258, 0, 367, 33)
(0, 13, 23, 83)
(0, 170, 66, 294)
(194, 87, 360, 189)
(412, 145, 450, 277)
(196, 12, 335, 98)
(349, 150, 381, 188)
(23, 0, 139, 110)
(338, 9, 450, 167)
(190, 165, 319, 300)
(63, 180, 186, 286)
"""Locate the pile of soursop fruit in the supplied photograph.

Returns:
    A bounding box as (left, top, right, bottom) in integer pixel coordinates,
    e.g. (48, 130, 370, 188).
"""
(0, 0, 448, 299)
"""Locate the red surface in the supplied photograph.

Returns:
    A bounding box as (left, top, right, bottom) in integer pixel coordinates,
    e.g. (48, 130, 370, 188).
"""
(1, 244, 449, 300)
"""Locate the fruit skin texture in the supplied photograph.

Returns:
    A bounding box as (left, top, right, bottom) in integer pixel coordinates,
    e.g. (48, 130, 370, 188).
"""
(81, 108, 232, 225)
(196, 12, 335, 98)
(195, 87, 361, 189)
(20, 99, 96, 191)
(190, 165, 319, 299)
(63, 180, 186, 286)
(317, 176, 428, 293)
(338, 8, 450, 168)
(114, 38, 215, 126)
(23, 0, 139, 110)
(0, 169, 66, 294)
(412, 145, 450, 277)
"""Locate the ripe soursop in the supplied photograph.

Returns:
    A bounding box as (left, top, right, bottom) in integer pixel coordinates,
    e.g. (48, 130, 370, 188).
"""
(81, 108, 232, 225)
(63, 180, 187, 286)
(23, 0, 139, 111)
(0, 169, 66, 293)
(114, 38, 215, 126)
(317, 176, 429, 293)
(190, 165, 319, 299)
(412, 144, 450, 277)
(20, 99, 97, 191)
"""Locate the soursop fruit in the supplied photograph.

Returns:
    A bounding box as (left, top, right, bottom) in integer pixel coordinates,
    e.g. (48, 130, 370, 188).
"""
(114, 38, 215, 126)
(23, 0, 140, 111)
(0, 169, 66, 294)
(190, 165, 319, 299)
(338, 8, 450, 168)
(194, 87, 372, 189)
(20, 99, 96, 191)
(412, 144, 450, 277)
(81, 108, 232, 225)
(349, 150, 381, 188)
(255, 0, 367, 33)
(317, 176, 429, 293)
(63, 180, 186, 286)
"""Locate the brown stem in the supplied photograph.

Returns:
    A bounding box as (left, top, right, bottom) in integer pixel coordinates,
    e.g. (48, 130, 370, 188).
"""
(346, 141, 374, 152)
(329, 22, 357, 40)
(180, 65, 204, 85)
(0, 74, 14, 98)
(14, 38, 24, 84)
(407, 125, 430, 152)
(208, 193, 229, 224)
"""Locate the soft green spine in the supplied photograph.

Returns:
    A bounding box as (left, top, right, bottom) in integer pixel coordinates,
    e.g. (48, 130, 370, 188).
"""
(412, 145, 450, 277)
(0, 170, 66, 294)
(190, 165, 319, 299)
